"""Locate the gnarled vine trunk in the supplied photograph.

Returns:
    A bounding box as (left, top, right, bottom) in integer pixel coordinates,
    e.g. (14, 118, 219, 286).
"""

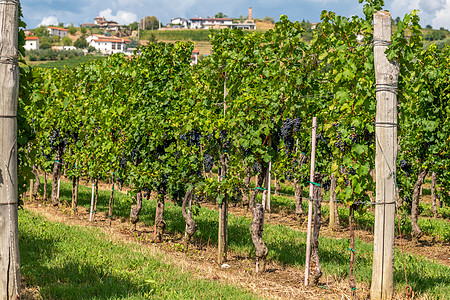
(329, 173, 339, 229)
(310, 173, 323, 285)
(154, 193, 166, 242)
(51, 153, 62, 206)
(249, 164, 268, 273)
(71, 176, 78, 214)
(43, 172, 48, 201)
(32, 165, 40, 199)
(93, 179, 99, 215)
(108, 183, 115, 226)
(182, 189, 197, 249)
(411, 169, 428, 243)
(241, 168, 251, 208)
(274, 176, 280, 196)
(431, 172, 437, 218)
(294, 153, 308, 219)
(294, 179, 304, 218)
(130, 191, 143, 231)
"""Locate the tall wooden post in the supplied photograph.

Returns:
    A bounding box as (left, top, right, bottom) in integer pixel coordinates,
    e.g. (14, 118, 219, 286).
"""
(0, 0, 21, 298)
(371, 11, 399, 300)
(218, 71, 228, 264)
(304, 117, 317, 286)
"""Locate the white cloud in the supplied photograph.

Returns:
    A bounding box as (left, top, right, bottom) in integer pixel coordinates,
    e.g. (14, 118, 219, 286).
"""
(431, 1, 450, 29)
(98, 8, 138, 25)
(419, 0, 446, 14)
(38, 16, 59, 27)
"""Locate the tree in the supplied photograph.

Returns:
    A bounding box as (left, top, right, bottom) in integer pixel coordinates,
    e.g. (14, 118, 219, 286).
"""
(129, 21, 138, 31)
(426, 24, 432, 29)
(62, 36, 72, 46)
(263, 16, 275, 24)
(40, 42, 51, 50)
(141, 16, 160, 30)
(74, 36, 88, 49)
(214, 12, 228, 18)
(68, 26, 77, 35)
(34, 25, 50, 37)
(80, 27, 87, 34)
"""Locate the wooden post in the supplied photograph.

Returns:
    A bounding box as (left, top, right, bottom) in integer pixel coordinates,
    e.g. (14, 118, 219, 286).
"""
(304, 116, 317, 286)
(218, 70, 228, 264)
(371, 11, 399, 300)
(89, 182, 95, 221)
(0, 0, 21, 298)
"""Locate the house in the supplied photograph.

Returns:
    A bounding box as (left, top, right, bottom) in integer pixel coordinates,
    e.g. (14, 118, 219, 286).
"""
(86, 34, 131, 54)
(169, 17, 189, 29)
(47, 26, 69, 38)
(191, 48, 199, 65)
(81, 16, 121, 31)
(24, 36, 39, 50)
(190, 17, 233, 29)
(189, 8, 255, 30)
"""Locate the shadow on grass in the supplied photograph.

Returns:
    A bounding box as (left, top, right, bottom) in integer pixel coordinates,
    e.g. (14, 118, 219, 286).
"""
(19, 227, 152, 299)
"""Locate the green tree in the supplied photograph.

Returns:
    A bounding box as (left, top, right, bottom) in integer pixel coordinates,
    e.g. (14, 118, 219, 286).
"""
(129, 21, 138, 31)
(68, 26, 77, 35)
(80, 27, 87, 34)
(34, 25, 50, 37)
(214, 12, 228, 18)
(74, 36, 88, 49)
(62, 36, 72, 46)
(141, 16, 160, 30)
(263, 16, 275, 23)
(40, 42, 51, 50)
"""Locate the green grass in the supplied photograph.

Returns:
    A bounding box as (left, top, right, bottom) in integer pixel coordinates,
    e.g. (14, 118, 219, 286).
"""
(19, 209, 259, 299)
(33, 178, 450, 299)
(30, 55, 105, 70)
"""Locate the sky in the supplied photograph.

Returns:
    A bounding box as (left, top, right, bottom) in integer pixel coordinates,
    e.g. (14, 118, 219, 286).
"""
(20, 0, 450, 30)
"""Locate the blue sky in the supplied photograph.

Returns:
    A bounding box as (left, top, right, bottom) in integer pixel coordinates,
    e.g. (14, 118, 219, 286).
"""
(21, 0, 450, 30)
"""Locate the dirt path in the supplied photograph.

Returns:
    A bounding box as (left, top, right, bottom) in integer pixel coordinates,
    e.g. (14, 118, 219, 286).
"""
(23, 200, 368, 300)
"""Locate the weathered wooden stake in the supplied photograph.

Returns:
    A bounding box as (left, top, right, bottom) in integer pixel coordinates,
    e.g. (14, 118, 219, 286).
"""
(304, 116, 317, 286)
(89, 182, 95, 221)
(0, 0, 21, 297)
(29, 179, 33, 201)
(371, 11, 399, 300)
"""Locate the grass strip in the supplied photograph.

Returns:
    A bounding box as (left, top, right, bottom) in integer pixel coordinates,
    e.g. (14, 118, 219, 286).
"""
(35, 179, 450, 298)
(19, 209, 260, 300)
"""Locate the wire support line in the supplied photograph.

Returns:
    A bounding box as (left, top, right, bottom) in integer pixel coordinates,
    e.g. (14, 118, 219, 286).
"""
(374, 122, 398, 128)
(373, 39, 392, 47)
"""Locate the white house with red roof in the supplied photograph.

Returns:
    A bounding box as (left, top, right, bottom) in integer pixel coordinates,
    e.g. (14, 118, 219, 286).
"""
(24, 36, 39, 50)
(190, 17, 233, 29)
(86, 35, 131, 54)
(47, 26, 69, 38)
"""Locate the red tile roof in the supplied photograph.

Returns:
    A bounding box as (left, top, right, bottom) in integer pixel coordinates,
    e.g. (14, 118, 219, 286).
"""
(48, 26, 69, 31)
(25, 36, 39, 40)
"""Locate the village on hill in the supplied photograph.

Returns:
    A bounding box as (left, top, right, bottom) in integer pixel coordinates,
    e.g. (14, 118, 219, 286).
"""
(23, 8, 263, 57)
